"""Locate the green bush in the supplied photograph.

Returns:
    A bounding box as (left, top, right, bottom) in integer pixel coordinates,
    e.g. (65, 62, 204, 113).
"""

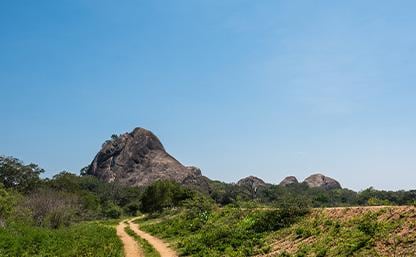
(0, 185, 19, 228)
(249, 198, 310, 233)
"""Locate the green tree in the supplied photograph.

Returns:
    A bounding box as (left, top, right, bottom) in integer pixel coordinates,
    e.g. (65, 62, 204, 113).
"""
(0, 156, 44, 192)
(140, 180, 194, 213)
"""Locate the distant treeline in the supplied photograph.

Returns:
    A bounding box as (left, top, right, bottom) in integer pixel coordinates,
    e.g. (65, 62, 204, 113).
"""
(1, 156, 416, 229)
(207, 180, 416, 207)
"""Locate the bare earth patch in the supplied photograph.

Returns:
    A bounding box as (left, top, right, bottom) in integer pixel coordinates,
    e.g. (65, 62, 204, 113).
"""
(128, 219, 178, 257)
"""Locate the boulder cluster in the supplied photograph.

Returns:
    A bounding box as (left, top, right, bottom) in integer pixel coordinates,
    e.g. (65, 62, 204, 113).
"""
(279, 174, 341, 189)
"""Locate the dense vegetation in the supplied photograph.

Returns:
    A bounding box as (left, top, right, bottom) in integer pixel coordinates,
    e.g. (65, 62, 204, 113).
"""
(0, 221, 123, 257)
(207, 179, 416, 208)
(136, 205, 416, 257)
(0, 156, 138, 256)
(0, 156, 142, 228)
(135, 207, 306, 256)
(1, 155, 416, 256)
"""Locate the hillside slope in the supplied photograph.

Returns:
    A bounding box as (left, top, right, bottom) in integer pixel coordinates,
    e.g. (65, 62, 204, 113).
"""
(260, 206, 416, 257)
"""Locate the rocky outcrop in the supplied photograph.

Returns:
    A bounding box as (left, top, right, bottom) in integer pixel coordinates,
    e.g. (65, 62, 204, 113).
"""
(237, 176, 267, 188)
(303, 173, 341, 190)
(279, 176, 299, 186)
(237, 176, 267, 199)
(87, 127, 205, 187)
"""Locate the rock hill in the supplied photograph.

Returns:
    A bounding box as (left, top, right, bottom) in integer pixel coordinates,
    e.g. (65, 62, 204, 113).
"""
(303, 173, 341, 189)
(86, 127, 207, 187)
(278, 174, 341, 190)
(279, 176, 299, 186)
(237, 176, 267, 188)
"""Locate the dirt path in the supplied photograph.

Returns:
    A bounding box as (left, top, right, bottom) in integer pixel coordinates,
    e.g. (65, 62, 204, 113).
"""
(116, 221, 144, 257)
(128, 219, 178, 257)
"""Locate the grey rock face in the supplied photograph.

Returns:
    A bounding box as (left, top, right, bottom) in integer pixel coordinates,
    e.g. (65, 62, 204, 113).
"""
(303, 173, 341, 190)
(237, 176, 267, 188)
(237, 176, 267, 199)
(279, 176, 299, 186)
(87, 127, 204, 187)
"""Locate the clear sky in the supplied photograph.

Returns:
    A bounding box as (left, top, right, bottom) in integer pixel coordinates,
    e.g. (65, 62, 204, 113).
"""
(1, 1, 415, 191)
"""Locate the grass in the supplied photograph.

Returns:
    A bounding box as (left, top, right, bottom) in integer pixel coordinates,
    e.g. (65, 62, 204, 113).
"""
(125, 226, 160, 257)
(0, 221, 123, 257)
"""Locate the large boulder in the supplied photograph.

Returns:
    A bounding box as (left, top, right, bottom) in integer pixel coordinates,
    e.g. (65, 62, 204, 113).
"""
(279, 176, 299, 186)
(87, 127, 205, 187)
(303, 173, 341, 190)
(237, 176, 268, 199)
(237, 176, 267, 189)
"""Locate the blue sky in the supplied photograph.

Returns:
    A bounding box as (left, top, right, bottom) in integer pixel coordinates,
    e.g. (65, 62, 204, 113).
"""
(1, 1, 415, 190)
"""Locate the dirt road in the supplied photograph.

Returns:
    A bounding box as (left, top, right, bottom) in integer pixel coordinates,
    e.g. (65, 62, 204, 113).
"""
(116, 219, 178, 257)
(128, 220, 178, 257)
(116, 221, 144, 257)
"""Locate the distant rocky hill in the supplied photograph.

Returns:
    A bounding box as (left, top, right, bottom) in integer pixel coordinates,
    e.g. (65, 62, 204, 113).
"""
(86, 127, 209, 188)
(87, 127, 342, 191)
(279, 176, 299, 186)
(304, 173, 341, 189)
(237, 176, 267, 188)
(278, 174, 342, 190)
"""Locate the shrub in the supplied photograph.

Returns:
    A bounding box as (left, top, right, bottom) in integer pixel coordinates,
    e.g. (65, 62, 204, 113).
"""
(0, 184, 17, 227)
(250, 198, 310, 233)
(357, 213, 379, 236)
